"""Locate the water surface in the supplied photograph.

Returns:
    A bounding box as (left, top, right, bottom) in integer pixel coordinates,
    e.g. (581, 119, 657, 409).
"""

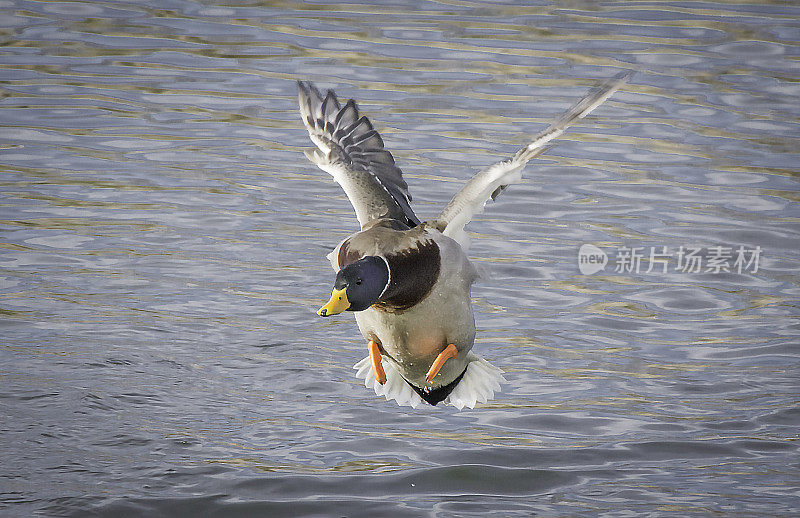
(1, 1, 799, 516)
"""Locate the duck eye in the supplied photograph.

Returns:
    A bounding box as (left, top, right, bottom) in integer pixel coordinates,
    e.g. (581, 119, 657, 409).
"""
(355, 278, 362, 285)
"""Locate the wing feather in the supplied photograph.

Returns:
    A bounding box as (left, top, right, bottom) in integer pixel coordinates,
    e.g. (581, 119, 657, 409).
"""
(434, 71, 632, 247)
(298, 81, 420, 228)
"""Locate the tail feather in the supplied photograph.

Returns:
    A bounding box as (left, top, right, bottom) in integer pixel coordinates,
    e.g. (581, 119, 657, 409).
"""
(353, 352, 506, 409)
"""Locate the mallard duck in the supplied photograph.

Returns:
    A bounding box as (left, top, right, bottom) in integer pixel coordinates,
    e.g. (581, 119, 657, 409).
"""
(297, 73, 629, 409)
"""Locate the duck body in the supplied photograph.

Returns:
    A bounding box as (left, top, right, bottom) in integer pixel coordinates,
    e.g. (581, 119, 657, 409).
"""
(330, 220, 478, 394)
(297, 73, 630, 408)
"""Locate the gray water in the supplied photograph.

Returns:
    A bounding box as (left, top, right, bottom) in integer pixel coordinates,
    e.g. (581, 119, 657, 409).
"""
(1, 1, 799, 516)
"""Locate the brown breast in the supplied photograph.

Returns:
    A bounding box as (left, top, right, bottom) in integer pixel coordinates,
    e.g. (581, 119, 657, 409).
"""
(337, 222, 441, 313)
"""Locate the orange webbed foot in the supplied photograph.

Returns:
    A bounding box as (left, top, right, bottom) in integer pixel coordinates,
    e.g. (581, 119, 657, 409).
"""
(368, 340, 386, 385)
(426, 343, 459, 383)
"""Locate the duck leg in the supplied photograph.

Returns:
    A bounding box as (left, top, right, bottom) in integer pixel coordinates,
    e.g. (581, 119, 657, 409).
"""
(426, 343, 459, 383)
(368, 340, 387, 385)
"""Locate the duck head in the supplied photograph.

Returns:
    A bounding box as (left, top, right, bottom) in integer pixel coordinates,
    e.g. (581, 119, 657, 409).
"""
(318, 256, 389, 316)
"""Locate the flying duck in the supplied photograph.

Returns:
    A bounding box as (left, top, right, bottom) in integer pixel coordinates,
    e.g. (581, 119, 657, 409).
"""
(298, 73, 630, 409)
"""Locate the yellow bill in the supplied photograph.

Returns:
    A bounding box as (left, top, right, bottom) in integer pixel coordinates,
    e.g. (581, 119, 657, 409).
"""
(317, 287, 350, 316)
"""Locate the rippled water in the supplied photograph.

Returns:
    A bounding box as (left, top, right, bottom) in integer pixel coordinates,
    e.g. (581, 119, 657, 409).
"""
(2, 1, 799, 516)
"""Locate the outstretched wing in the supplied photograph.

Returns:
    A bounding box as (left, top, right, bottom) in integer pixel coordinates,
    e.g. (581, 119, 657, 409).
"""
(297, 81, 420, 228)
(434, 71, 632, 247)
